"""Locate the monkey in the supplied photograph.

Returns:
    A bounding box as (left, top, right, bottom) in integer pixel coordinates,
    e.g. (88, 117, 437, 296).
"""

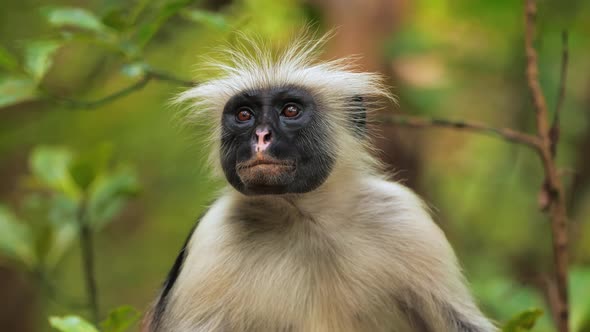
(143, 33, 497, 332)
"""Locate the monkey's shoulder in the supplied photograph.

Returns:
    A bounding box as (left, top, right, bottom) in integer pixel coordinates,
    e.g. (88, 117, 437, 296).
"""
(357, 178, 435, 227)
(353, 178, 453, 253)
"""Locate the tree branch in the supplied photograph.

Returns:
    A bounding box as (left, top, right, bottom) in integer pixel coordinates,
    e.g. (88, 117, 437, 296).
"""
(379, 115, 541, 149)
(525, 1, 569, 331)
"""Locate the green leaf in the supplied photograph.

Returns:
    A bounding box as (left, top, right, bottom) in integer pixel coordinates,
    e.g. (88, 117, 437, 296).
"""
(502, 308, 543, 332)
(48, 194, 78, 227)
(24, 40, 61, 82)
(46, 222, 78, 268)
(87, 167, 139, 229)
(120, 62, 146, 78)
(101, 6, 128, 31)
(133, 0, 192, 50)
(100, 306, 141, 332)
(0, 46, 19, 71)
(43, 194, 79, 268)
(0, 205, 36, 268)
(49, 316, 99, 332)
(43, 7, 108, 33)
(68, 143, 114, 191)
(181, 9, 228, 29)
(69, 161, 96, 192)
(29, 146, 80, 199)
(0, 76, 39, 108)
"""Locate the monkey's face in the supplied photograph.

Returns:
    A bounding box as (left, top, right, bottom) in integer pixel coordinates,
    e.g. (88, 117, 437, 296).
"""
(220, 86, 335, 195)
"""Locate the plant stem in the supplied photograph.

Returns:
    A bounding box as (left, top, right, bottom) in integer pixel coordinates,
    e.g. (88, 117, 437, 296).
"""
(78, 200, 100, 325)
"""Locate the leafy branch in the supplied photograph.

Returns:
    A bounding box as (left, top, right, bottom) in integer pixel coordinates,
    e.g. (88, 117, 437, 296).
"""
(0, 145, 139, 326)
(0, 2, 223, 110)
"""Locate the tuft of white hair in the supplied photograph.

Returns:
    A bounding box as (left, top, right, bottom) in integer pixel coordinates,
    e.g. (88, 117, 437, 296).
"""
(174, 31, 394, 176)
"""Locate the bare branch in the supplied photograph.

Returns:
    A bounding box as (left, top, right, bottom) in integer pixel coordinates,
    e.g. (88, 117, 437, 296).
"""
(525, 1, 569, 331)
(550, 31, 569, 157)
(525, 0, 550, 133)
(380, 115, 541, 149)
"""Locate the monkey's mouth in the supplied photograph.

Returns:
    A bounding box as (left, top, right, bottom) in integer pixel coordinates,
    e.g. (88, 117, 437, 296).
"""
(236, 157, 296, 186)
(238, 158, 295, 169)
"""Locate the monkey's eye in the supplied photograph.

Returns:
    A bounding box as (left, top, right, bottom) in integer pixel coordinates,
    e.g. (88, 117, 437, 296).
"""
(236, 108, 253, 122)
(281, 104, 301, 118)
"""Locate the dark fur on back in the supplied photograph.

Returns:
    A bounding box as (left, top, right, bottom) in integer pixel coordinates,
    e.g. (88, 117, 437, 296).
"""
(150, 215, 202, 330)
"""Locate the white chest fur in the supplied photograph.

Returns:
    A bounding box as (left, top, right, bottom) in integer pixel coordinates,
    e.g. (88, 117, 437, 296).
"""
(158, 178, 490, 332)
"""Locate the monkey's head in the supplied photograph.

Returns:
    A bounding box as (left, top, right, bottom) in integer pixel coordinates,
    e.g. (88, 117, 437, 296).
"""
(177, 33, 391, 196)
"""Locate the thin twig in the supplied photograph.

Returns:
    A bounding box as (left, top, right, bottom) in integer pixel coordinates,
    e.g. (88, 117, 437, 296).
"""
(380, 115, 541, 149)
(525, 1, 569, 331)
(55, 75, 152, 109)
(77, 199, 99, 325)
(49, 70, 196, 109)
(145, 68, 196, 87)
(525, 0, 550, 131)
(550, 31, 569, 157)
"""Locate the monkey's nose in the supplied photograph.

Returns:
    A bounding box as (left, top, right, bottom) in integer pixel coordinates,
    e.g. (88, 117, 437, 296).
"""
(255, 128, 272, 153)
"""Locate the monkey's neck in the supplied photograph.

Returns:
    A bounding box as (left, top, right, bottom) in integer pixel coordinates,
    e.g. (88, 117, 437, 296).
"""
(230, 164, 367, 224)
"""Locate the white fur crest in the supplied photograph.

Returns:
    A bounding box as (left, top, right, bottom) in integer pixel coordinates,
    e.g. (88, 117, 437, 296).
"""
(173, 32, 393, 174)
(175, 32, 392, 120)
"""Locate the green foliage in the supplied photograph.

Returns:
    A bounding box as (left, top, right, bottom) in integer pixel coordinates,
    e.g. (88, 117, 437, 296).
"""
(0, 76, 38, 108)
(100, 306, 141, 332)
(24, 40, 61, 82)
(0, 1, 588, 331)
(0, 206, 36, 268)
(132, 0, 194, 51)
(120, 62, 146, 78)
(180, 9, 229, 30)
(49, 316, 99, 332)
(0, 46, 19, 72)
(0, 145, 138, 271)
(42, 7, 109, 34)
(502, 308, 544, 332)
(0, 1, 231, 109)
(49, 305, 140, 332)
(87, 167, 139, 229)
(571, 268, 590, 332)
(30, 146, 79, 198)
(0, 145, 139, 330)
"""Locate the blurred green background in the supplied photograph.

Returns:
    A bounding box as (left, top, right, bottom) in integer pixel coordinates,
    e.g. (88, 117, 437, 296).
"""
(0, 0, 589, 331)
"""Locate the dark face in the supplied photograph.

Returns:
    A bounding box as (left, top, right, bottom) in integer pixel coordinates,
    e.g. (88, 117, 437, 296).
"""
(220, 86, 335, 195)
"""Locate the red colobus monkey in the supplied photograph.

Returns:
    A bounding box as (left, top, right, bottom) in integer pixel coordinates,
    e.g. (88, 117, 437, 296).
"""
(144, 33, 496, 332)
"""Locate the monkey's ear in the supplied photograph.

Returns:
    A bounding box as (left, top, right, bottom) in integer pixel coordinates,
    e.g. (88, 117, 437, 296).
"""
(349, 96, 367, 138)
